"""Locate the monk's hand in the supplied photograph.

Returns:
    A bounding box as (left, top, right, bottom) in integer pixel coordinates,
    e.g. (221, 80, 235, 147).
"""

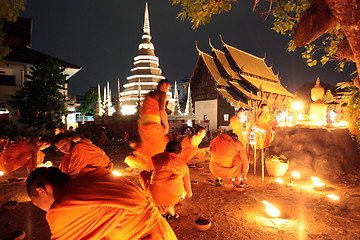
(186, 191, 193, 199)
(163, 126, 169, 134)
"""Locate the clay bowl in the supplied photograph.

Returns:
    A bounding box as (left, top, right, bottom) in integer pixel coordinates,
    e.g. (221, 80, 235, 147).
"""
(203, 171, 211, 176)
(2, 201, 19, 211)
(196, 166, 204, 170)
(190, 180, 198, 185)
(194, 218, 211, 231)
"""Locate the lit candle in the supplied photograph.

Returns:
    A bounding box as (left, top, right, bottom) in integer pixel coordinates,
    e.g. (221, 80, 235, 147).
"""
(292, 171, 301, 178)
(112, 171, 123, 176)
(327, 194, 340, 200)
(261, 201, 281, 217)
(311, 177, 325, 187)
(274, 177, 283, 184)
(0, 171, 4, 176)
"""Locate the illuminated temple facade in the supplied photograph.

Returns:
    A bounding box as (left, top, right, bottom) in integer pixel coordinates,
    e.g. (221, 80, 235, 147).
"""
(119, 3, 166, 115)
(191, 40, 295, 130)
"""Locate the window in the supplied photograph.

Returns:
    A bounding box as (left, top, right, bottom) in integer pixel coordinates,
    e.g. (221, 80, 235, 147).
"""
(224, 114, 229, 121)
(0, 75, 16, 86)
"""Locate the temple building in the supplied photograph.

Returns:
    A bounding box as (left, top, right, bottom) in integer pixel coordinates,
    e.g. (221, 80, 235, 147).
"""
(119, 3, 167, 115)
(190, 39, 295, 130)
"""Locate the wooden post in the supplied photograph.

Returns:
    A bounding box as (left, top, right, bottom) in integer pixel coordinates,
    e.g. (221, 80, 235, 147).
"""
(261, 146, 265, 182)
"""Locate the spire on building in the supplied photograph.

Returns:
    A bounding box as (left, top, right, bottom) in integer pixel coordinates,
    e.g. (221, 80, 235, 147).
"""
(172, 81, 182, 115)
(185, 83, 194, 116)
(113, 79, 122, 117)
(120, 2, 167, 115)
(94, 84, 103, 117)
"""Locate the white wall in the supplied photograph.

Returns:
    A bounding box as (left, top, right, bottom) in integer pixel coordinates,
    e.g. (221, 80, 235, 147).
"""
(195, 99, 218, 130)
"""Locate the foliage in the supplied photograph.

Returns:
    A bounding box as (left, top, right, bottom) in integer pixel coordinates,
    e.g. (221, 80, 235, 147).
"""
(76, 87, 97, 115)
(266, 154, 289, 163)
(0, 0, 26, 60)
(11, 59, 69, 132)
(337, 80, 360, 144)
(171, 0, 352, 71)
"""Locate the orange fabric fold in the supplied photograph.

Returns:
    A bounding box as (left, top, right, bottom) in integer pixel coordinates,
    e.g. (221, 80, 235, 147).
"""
(46, 168, 177, 240)
(149, 153, 187, 206)
(257, 112, 274, 148)
(59, 141, 112, 174)
(229, 115, 246, 145)
(209, 134, 242, 179)
(0, 140, 45, 172)
(124, 150, 151, 171)
(180, 134, 205, 163)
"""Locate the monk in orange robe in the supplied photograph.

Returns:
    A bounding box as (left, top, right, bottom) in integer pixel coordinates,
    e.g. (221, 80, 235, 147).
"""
(256, 104, 277, 148)
(180, 128, 208, 163)
(229, 108, 246, 145)
(209, 133, 249, 187)
(0, 137, 51, 180)
(26, 167, 177, 240)
(140, 140, 192, 219)
(124, 137, 151, 172)
(138, 79, 170, 161)
(54, 133, 113, 175)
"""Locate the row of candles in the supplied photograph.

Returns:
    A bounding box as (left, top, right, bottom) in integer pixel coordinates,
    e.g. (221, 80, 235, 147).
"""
(262, 171, 340, 218)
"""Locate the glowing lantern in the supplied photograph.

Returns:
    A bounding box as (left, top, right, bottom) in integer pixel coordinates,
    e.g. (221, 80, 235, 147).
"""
(274, 177, 283, 184)
(261, 201, 281, 218)
(311, 177, 325, 187)
(112, 171, 123, 176)
(292, 171, 301, 178)
(292, 101, 304, 111)
(39, 161, 53, 168)
(0, 171, 4, 176)
(327, 194, 340, 200)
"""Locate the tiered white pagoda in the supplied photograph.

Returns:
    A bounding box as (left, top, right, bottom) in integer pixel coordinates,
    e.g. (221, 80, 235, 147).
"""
(119, 3, 166, 115)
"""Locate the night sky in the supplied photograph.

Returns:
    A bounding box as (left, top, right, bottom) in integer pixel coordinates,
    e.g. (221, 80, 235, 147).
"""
(21, 0, 355, 96)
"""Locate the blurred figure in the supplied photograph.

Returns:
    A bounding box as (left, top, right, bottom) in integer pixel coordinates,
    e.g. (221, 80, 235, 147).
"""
(124, 137, 151, 172)
(140, 141, 192, 219)
(256, 104, 277, 148)
(0, 137, 51, 181)
(27, 167, 177, 240)
(179, 127, 208, 163)
(54, 133, 113, 176)
(0, 135, 9, 151)
(209, 133, 249, 188)
(138, 79, 170, 160)
(229, 108, 246, 145)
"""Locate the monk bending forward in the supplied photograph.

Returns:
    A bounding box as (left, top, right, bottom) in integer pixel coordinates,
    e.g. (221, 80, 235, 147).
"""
(27, 167, 177, 240)
(0, 137, 51, 180)
(209, 133, 249, 188)
(180, 128, 208, 163)
(54, 133, 113, 175)
(138, 79, 171, 161)
(140, 141, 192, 219)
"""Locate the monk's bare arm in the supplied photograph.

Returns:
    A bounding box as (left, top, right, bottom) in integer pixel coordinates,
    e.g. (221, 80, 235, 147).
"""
(183, 167, 192, 199)
(28, 141, 41, 169)
(158, 91, 169, 134)
(238, 143, 249, 180)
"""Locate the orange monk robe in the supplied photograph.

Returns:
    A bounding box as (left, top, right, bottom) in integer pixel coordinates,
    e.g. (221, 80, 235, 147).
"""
(46, 168, 177, 240)
(138, 94, 168, 159)
(179, 133, 205, 163)
(209, 134, 242, 179)
(229, 115, 246, 145)
(256, 112, 275, 148)
(0, 140, 45, 173)
(59, 141, 112, 175)
(124, 148, 151, 171)
(149, 152, 188, 206)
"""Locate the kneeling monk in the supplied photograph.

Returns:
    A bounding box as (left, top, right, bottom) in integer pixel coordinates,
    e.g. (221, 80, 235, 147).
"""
(209, 133, 249, 187)
(54, 133, 113, 175)
(124, 137, 151, 172)
(0, 137, 51, 180)
(27, 167, 177, 240)
(140, 140, 192, 219)
(180, 128, 208, 163)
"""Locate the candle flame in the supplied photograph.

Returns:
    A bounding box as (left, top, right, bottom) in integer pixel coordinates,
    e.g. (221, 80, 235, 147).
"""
(0, 171, 4, 176)
(112, 171, 123, 176)
(261, 201, 281, 217)
(327, 194, 340, 200)
(292, 171, 301, 178)
(274, 177, 283, 184)
(39, 161, 53, 168)
(311, 177, 325, 187)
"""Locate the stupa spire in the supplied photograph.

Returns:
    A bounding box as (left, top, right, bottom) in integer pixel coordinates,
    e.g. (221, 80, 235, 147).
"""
(143, 2, 150, 35)
(172, 81, 182, 115)
(185, 83, 194, 116)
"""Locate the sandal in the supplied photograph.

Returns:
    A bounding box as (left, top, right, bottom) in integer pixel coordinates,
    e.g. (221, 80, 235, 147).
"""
(239, 182, 249, 188)
(214, 179, 223, 187)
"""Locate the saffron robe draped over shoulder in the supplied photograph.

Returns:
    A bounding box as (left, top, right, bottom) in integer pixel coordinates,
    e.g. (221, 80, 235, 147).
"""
(209, 134, 242, 179)
(149, 152, 187, 206)
(180, 133, 205, 163)
(0, 140, 45, 173)
(229, 115, 245, 145)
(256, 112, 275, 148)
(46, 168, 177, 240)
(59, 141, 112, 174)
(138, 94, 168, 160)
